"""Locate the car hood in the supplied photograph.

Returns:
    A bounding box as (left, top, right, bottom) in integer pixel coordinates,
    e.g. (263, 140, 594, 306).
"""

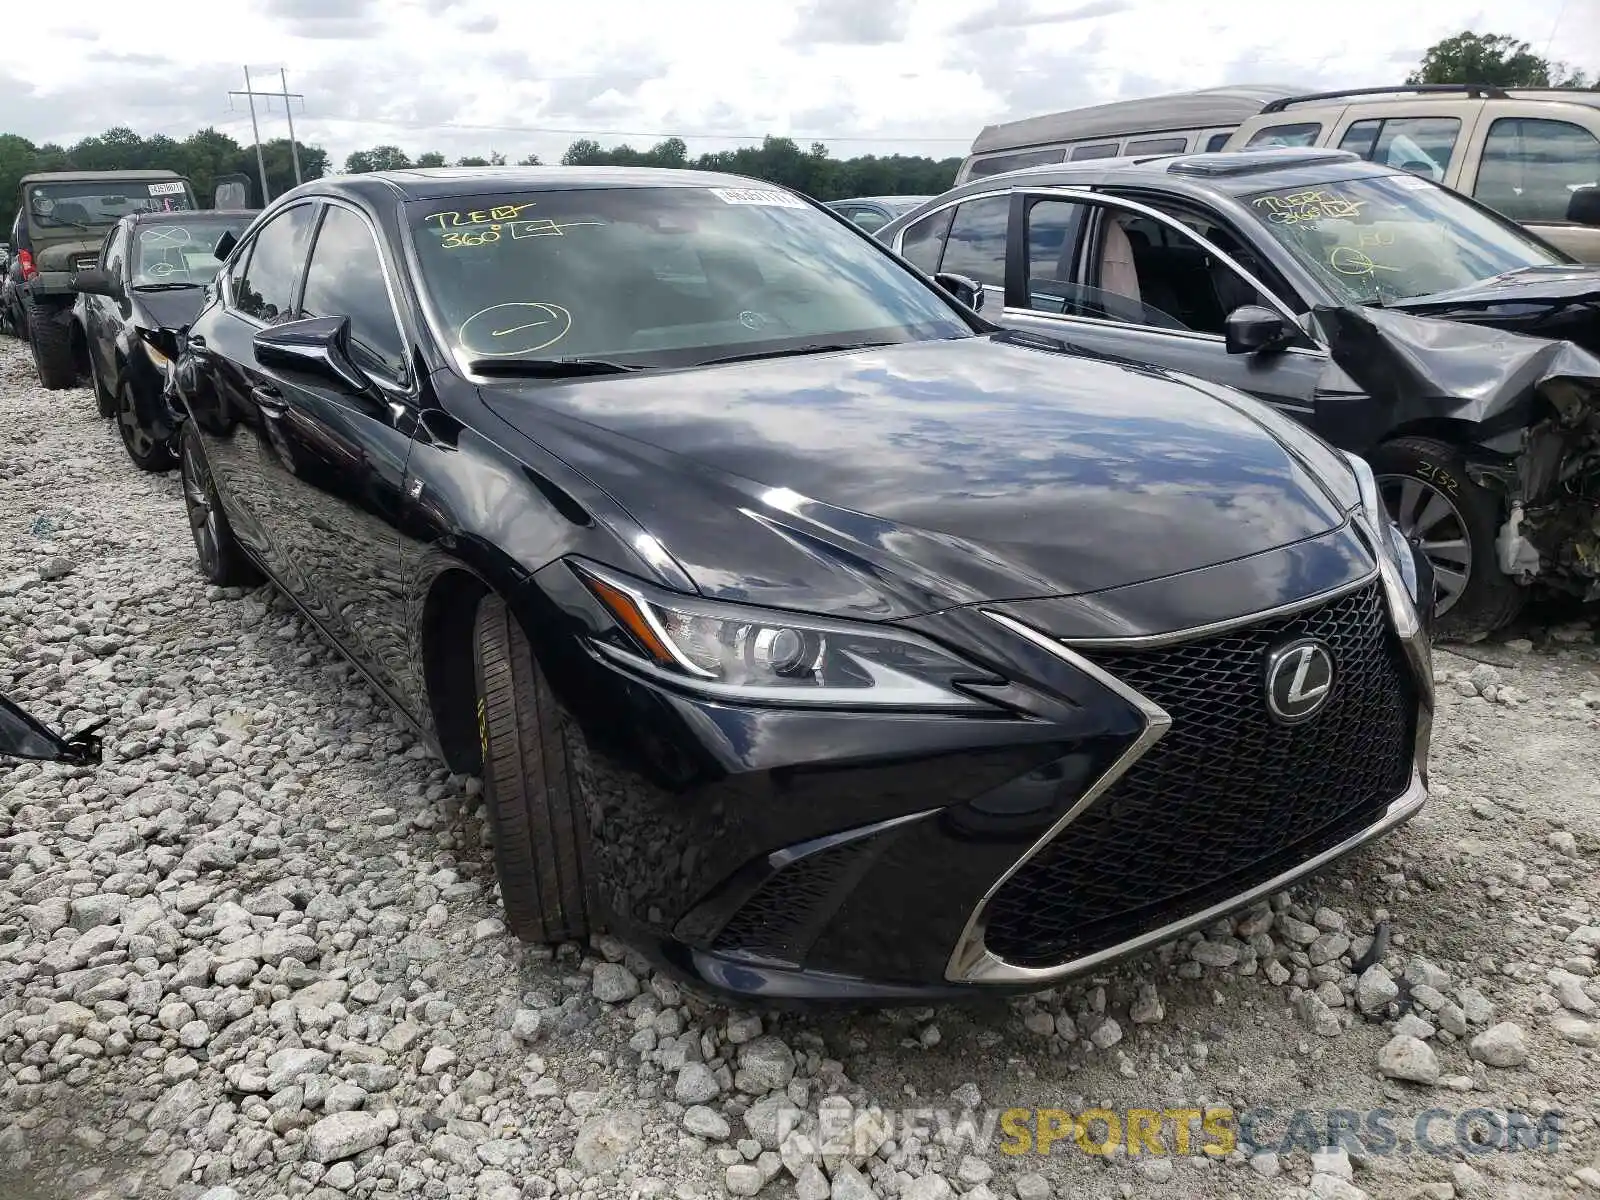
(130, 287, 208, 332)
(480, 337, 1353, 618)
(1385, 264, 1600, 357)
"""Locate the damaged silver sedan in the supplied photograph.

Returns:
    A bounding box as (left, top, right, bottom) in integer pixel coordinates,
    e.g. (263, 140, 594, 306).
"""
(877, 148, 1600, 636)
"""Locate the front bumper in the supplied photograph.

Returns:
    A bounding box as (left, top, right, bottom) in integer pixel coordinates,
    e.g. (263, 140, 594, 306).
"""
(535, 553, 1432, 1004)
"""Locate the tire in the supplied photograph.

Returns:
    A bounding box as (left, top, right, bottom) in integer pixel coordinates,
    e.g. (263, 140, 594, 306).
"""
(1368, 436, 1525, 638)
(87, 349, 117, 417)
(26, 299, 76, 390)
(117, 378, 176, 472)
(472, 593, 593, 944)
(178, 423, 261, 586)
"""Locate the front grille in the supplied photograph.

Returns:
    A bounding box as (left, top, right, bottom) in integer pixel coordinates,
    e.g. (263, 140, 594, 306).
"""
(712, 838, 877, 962)
(984, 582, 1413, 968)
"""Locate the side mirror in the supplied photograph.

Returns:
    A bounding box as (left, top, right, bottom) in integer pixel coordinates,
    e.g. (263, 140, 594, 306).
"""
(253, 315, 372, 394)
(1567, 185, 1600, 229)
(0, 695, 104, 765)
(934, 272, 985, 312)
(1224, 304, 1290, 355)
(71, 267, 120, 298)
(214, 230, 239, 262)
(135, 325, 183, 362)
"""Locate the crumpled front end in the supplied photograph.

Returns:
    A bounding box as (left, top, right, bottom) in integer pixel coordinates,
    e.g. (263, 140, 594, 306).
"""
(1316, 304, 1600, 600)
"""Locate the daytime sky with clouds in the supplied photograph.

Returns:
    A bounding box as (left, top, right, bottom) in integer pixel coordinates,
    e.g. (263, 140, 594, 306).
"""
(4, 0, 1595, 165)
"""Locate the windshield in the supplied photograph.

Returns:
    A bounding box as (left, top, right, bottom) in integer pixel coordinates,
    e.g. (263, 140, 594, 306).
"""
(130, 219, 250, 288)
(26, 180, 196, 230)
(406, 185, 973, 368)
(1243, 173, 1566, 305)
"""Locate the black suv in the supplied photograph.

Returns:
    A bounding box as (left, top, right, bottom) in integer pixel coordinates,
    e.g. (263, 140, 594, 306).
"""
(880, 149, 1600, 636)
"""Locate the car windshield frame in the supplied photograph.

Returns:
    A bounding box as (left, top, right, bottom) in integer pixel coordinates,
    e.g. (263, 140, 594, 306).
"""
(1239, 172, 1570, 306)
(401, 184, 979, 375)
(128, 217, 250, 289)
(25, 180, 198, 230)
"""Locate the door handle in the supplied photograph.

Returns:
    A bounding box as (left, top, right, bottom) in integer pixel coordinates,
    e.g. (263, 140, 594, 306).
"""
(251, 386, 288, 418)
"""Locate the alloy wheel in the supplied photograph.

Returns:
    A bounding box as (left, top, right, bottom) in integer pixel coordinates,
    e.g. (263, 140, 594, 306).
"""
(118, 384, 160, 462)
(1378, 474, 1471, 616)
(181, 434, 221, 574)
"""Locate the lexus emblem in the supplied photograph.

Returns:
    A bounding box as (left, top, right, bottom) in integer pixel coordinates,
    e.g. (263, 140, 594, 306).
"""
(1263, 638, 1335, 724)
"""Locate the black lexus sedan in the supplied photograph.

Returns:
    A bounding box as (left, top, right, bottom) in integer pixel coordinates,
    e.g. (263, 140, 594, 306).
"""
(70, 209, 258, 471)
(153, 166, 1433, 1001)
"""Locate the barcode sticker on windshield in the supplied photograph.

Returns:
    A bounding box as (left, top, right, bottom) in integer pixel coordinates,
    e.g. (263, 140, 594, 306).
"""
(710, 187, 806, 209)
(148, 182, 187, 196)
(1389, 173, 1434, 191)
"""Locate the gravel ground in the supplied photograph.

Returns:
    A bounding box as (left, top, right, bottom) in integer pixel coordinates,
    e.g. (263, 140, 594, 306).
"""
(3, 335, 1600, 1200)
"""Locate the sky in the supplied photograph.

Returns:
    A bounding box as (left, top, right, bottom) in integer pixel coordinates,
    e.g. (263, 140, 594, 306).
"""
(4, 0, 1595, 167)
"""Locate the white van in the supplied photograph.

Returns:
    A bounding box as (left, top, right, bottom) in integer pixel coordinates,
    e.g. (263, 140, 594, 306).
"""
(956, 84, 1312, 185)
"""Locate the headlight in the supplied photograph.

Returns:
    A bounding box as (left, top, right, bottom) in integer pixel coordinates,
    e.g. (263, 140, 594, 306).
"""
(574, 562, 1000, 709)
(1344, 451, 1423, 638)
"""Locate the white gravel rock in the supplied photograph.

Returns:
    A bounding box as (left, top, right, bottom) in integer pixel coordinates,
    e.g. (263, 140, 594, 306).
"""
(305, 1111, 387, 1163)
(1377, 1034, 1440, 1084)
(1468, 1022, 1529, 1067)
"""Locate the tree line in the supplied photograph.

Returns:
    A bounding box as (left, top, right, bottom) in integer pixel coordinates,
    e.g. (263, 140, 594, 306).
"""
(0, 125, 958, 232)
(1, 30, 1589, 232)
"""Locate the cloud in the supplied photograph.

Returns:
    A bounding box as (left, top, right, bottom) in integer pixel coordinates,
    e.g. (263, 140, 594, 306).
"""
(262, 0, 377, 39)
(0, 0, 1584, 170)
(788, 0, 911, 45)
(951, 0, 1131, 36)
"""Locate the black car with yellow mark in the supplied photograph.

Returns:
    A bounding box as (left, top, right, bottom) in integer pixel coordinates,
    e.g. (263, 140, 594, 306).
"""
(879, 148, 1600, 637)
(142, 166, 1433, 1002)
(70, 209, 258, 471)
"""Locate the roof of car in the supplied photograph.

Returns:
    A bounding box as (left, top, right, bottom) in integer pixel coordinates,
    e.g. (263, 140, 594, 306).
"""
(20, 170, 188, 184)
(969, 84, 1312, 156)
(828, 195, 934, 206)
(965, 147, 1388, 194)
(318, 166, 798, 202)
(124, 209, 259, 223)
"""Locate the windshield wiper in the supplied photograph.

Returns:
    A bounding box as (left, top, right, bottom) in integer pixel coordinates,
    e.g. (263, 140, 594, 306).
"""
(466, 357, 643, 377)
(697, 340, 900, 366)
(131, 282, 201, 292)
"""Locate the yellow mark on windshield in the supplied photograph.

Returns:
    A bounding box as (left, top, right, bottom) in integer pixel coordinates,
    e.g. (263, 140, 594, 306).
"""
(1328, 246, 1400, 278)
(427, 204, 538, 231)
(1254, 190, 1365, 225)
(434, 214, 606, 249)
(459, 302, 573, 357)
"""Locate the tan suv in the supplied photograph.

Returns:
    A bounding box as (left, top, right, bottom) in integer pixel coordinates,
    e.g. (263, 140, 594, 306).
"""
(1225, 84, 1600, 262)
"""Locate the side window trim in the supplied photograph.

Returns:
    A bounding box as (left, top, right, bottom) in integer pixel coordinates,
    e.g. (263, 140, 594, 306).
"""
(300, 197, 411, 387)
(1004, 185, 1324, 351)
(224, 199, 321, 324)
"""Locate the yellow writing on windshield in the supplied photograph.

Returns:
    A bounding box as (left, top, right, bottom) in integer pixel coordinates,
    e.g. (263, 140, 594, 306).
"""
(427, 204, 538, 231)
(1253, 190, 1364, 225)
(1328, 246, 1401, 278)
(437, 218, 606, 249)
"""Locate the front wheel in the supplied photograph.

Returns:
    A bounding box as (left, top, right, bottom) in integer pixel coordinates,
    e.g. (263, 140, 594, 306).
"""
(472, 593, 594, 944)
(117, 379, 176, 472)
(178, 423, 261, 586)
(1367, 436, 1525, 639)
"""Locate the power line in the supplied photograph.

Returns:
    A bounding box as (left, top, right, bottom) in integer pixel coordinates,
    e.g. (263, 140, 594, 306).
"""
(292, 115, 975, 143)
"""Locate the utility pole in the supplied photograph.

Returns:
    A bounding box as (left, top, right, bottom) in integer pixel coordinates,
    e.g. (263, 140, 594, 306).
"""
(228, 67, 306, 204)
(280, 68, 303, 186)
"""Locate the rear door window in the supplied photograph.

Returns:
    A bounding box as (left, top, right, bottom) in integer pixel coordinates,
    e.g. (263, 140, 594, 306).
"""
(1338, 116, 1461, 181)
(938, 196, 1010, 288)
(1245, 122, 1322, 148)
(1068, 142, 1121, 161)
(1474, 117, 1600, 223)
